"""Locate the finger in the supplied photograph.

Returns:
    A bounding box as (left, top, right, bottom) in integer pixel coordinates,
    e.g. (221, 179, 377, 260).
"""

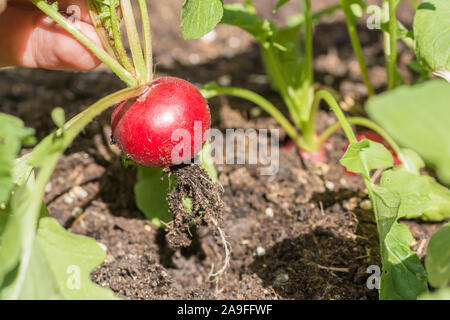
(0, 6, 102, 70)
(0, 0, 7, 15)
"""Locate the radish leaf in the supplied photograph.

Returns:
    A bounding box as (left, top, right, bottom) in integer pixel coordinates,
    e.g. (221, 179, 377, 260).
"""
(366, 80, 450, 185)
(0, 113, 35, 204)
(135, 167, 175, 227)
(380, 223, 428, 299)
(425, 222, 450, 288)
(339, 139, 393, 176)
(181, 0, 223, 40)
(273, 0, 291, 14)
(0, 217, 117, 299)
(380, 169, 431, 219)
(414, 0, 450, 75)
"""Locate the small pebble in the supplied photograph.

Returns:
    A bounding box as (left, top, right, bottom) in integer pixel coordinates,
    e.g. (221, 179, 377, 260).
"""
(189, 53, 200, 65)
(249, 74, 269, 85)
(144, 225, 152, 232)
(249, 107, 262, 118)
(218, 74, 232, 86)
(265, 207, 274, 217)
(71, 206, 83, 218)
(63, 194, 74, 204)
(45, 182, 52, 193)
(228, 36, 241, 48)
(325, 181, 335, 191)
(360, 199, 373, 210)
(256, 246, 266, 256)
(71, 186, 88, 200)
(224, 49, 235, 59)
(274, 273, 289, 285)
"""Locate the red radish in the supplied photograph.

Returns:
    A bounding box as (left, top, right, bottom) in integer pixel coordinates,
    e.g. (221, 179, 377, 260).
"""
(343, 130, 401, 176)
(111, 77, 211, 167)
(284, 134, 328, 163)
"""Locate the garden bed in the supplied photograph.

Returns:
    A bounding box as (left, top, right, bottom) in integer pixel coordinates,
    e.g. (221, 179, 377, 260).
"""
(0, 0, 441, 300)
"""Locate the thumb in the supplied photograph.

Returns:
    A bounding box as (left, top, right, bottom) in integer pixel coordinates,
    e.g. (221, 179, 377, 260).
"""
(0, 0, 6, 15)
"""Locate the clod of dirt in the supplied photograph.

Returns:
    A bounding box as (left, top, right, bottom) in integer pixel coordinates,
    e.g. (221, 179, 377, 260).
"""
(165, 164, 224, 248)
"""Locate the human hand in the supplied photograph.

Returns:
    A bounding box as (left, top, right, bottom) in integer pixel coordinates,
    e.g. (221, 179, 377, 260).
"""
(0, 0, 102, 70)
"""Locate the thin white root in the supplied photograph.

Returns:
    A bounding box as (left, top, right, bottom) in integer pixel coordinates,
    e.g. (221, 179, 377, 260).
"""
(208, 217, 231, 280)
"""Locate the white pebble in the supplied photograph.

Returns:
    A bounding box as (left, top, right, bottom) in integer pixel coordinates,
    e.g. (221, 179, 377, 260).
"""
(325, 181, 335, 191)
(218, 75, 232, 86)
(249, 74, 269, 85)
(45, 182, 52, 193)
(256, 246, 266, 256)
(71, 186, 88, 200)
(360, 199, 373, 211)
(228, 36, 241, 48)
(274, 273, 289, 284)
(189, 53, 200, 65)
(265, 207, 274, 217)
(63, 194, 74, 204)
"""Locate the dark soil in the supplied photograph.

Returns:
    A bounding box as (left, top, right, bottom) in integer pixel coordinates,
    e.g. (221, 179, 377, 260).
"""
(0, 0, 441, 300)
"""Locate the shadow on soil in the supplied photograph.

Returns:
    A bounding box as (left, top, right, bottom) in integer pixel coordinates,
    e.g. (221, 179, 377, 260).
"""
(249, 229, 379, 300)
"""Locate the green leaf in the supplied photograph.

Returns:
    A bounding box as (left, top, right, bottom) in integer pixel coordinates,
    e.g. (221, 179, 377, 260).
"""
(370, 185, 428, 299)
(372, 186, 401, 243)
(198, 141, 218, 182)
(91, 0, 120, 35)
(399, 148, 425, 175)
(221, 3, 276, 45)
(51, 107, 66, 129)
(135, 143, 218, 226)
(35, 217, 117, 299)
(413, 0, 450, 73)
(135, 167, 175, 227)
(420, 287, 450, 300)
(366, 80, 450, 185)
(181, 0, 224, 40)
(421, 177, 450, 221)
(261, 18, 303, 91)
(182, 197, 192, 213)
(340, 139, 394, 176)
(425, 222, 450, 288)
(380, 223, 429, 299)
(380, 169, 431, 219)
(380, 21, 413, 41)
(1, 217, 117, 299)
(0, 113, 35, 204)
(273, 0, 291, 13)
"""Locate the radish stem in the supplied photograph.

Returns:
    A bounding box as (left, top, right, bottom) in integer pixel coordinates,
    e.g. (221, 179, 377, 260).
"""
(86, 0, 117, 59)
(109, 0, 135, 74)
(386, 0, 398, 90)
(137, 0, 154, 82)
(120, 0, 147, 84)
(339, 0, 375, 96)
